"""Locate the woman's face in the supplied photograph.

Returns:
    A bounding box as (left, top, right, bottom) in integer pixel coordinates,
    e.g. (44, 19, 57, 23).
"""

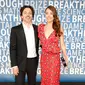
(45, 8, 54, 23)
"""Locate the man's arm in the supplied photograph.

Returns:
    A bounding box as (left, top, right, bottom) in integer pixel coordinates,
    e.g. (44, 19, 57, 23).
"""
(10, 28, 17, 67)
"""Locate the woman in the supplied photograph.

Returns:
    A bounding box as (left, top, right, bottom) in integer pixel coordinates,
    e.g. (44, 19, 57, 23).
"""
(38, 6, 68, 85)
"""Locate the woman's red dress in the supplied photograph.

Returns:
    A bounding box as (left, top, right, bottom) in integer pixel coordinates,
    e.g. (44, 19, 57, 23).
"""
(38, 24, 60, 85)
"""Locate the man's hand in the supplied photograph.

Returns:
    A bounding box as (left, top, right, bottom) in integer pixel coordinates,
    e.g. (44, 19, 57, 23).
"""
(12, 66, 19, 76)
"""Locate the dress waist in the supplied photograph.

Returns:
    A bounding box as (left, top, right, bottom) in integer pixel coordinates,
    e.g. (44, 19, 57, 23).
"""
(42, 50, 60, 55)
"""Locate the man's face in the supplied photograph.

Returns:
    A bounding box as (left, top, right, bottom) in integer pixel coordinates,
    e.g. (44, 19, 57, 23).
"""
(21, 8, 33, 23)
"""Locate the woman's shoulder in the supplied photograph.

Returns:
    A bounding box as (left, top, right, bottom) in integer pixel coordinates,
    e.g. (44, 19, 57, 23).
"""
(38, 23, 45, 31)
(38, 23, 45, 27)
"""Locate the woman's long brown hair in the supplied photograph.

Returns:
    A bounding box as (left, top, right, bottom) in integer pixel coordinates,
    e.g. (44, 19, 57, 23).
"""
(45, 6, 62, 37)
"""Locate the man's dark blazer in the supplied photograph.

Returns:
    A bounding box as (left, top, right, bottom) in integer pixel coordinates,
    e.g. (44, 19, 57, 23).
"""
(10, 23, 39, 71)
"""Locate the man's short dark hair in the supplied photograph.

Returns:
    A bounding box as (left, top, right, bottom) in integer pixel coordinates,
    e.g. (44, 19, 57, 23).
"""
(20, 5, 35, 18)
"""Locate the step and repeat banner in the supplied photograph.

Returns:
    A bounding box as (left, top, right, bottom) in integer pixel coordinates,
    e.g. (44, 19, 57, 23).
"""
(0, 0, 85, 82)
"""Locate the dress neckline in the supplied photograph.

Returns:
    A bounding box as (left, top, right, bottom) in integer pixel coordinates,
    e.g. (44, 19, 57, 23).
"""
(43, 24, 54, 40)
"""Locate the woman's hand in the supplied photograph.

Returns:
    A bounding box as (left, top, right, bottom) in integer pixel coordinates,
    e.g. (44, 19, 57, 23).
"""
(65, 55, 68, 66)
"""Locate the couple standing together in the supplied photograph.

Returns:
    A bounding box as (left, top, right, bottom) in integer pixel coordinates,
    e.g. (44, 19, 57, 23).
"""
(10, 5, 68, 85)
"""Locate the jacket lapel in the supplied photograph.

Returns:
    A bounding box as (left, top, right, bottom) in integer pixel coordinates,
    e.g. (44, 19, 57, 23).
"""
(18, 24, 27, 45)
(33, 24, 37, 45)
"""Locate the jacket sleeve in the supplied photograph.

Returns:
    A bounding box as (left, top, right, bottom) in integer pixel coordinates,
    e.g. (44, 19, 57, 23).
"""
(10, 28, 17, 67)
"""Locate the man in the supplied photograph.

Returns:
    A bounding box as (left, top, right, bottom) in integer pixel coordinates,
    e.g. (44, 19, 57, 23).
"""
(10, 5, 39, 85)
